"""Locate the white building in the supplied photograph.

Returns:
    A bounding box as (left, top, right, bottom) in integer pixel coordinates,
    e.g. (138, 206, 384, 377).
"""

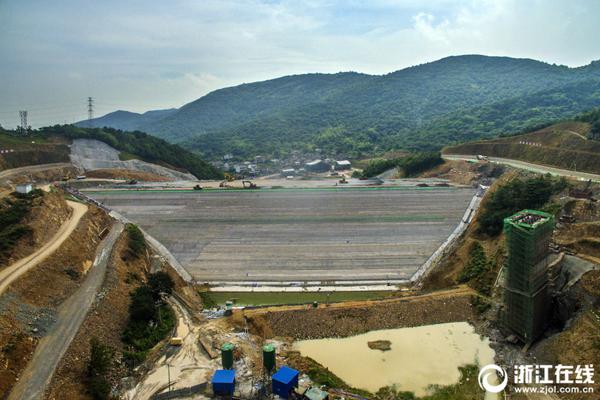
(16, 183, 33, 194)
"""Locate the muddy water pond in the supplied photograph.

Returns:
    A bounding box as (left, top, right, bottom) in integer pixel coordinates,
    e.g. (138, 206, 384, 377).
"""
(293, 321, 495, 397)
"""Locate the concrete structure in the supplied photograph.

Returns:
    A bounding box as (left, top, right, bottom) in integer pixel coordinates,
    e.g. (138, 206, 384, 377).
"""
(89, 187, 475, 283)
(503, 209, 555, 342)
(15, 183, 33, 194)
(334, 160, 352, 171)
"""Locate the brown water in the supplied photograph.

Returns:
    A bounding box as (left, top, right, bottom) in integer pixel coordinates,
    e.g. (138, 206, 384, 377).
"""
(293, 322, 495, 396)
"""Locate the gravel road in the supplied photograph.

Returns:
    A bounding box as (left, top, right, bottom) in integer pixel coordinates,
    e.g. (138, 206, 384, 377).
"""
(7, 222, 123, 400)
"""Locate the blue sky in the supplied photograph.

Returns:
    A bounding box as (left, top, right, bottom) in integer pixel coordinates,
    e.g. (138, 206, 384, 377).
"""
(1, 0, 600, 127)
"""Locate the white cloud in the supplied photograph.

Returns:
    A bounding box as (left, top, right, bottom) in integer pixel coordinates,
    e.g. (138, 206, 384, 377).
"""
(1, 0, 600, 128)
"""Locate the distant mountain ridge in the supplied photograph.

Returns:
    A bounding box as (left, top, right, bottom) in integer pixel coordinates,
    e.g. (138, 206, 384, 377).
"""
(78, 55, 600, 159)
(78, 108, 176, 132)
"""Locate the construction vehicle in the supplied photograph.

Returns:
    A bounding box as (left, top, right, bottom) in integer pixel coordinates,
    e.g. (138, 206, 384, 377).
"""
(223, 172, 235, 182)
(338, 176, 348, 184)
(170, 337, 183, 346)
(219, 180, 230, 188)
(193, 184, 203, 190)
(127, 179, 138, 185)
(242, 180, 258, 189)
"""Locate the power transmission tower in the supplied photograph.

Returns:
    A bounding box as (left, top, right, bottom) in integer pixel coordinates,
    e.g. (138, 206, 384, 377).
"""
(19, 110, 28, 135)
(87, 97, 94, 122)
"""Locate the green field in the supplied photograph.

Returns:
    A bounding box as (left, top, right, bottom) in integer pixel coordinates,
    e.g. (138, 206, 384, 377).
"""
(201, 290, 395, 307)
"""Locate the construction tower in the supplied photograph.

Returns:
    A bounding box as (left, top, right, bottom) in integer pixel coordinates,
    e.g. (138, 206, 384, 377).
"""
(503, 209, 555, 342)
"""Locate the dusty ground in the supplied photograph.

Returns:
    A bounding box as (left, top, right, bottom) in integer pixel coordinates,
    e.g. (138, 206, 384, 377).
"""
(45, 232, 149, 400)
(86, 168, 172, 182)
(0, 164, 78, 186)
(0, 204, 110, 398)
(243, 287, 476, 339)
(420, 160, 480, 185)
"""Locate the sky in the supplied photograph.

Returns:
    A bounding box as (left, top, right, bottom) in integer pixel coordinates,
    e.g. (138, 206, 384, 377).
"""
(1, 0, 600, 128)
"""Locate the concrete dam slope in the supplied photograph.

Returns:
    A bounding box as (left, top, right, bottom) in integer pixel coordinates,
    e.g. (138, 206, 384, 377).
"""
(70, 138, 196, 181)
(88, 187, 475, 282)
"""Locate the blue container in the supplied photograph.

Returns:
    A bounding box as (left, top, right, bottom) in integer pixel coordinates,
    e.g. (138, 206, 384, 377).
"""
(272, 366, 299, 398)
(212, 369, 235, 395)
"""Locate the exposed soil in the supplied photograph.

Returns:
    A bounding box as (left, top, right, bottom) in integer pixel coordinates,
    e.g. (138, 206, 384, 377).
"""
(2, 190, 71, 266)
(45, 233, 150, 400)
(86, 168, 172, 182)
(244, 288, 476, 340)
(0, 204, 110, 398)
(419, 160, 479, 185)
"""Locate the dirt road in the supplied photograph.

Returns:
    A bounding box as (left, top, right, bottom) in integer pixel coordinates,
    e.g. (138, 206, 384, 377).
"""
(442, 154, 600, 182)
(7, 222, 123, 400)
(0, 163, 73, 182)
(126, 296, 213, 400)
(0, 200, 88, 296)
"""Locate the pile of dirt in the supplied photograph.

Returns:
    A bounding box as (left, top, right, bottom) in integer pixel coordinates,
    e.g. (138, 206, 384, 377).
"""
(45, 232, 150, 400)
(246, 290, 475, 340)
(0, 205, 110, 397)
(367, 340, 391, 351)
(7, 165, 79, 185)
(86, 168, 172, 182)
(419, 160, 479, 185)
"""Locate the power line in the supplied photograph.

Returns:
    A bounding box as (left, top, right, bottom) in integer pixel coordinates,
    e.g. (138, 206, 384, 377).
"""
(19, 110, 28, 132)
(87, 97, 94, 121)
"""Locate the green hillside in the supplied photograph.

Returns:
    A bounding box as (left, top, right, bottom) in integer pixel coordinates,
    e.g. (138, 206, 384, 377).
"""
(82, 55, 600, 160)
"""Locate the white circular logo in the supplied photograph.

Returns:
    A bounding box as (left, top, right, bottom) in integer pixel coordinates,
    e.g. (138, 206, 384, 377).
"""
(478, 364, 508, 393)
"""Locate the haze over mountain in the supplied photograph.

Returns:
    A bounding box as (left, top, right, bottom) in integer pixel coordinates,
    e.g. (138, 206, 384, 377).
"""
(79, 55, 600, 159)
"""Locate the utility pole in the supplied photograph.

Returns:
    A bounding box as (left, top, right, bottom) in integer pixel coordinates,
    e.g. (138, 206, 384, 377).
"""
(87, 97, 94, 122)
(19, 110, 28, 135)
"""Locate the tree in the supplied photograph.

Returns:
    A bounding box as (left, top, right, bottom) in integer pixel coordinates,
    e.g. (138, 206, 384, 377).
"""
(129, 286, 156, 322)
(148, 271, 175, 300)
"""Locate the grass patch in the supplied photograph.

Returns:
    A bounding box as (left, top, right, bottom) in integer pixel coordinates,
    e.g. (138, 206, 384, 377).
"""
(125, 223, 146, 259)
(375, 365, 484, 400)
(118, 151, 138, 161)
(201, 290, 393, 307)
(286, 352, 372, 398)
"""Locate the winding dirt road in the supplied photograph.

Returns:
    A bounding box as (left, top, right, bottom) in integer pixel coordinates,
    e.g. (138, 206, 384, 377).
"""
(7, 222, 123, 400)
(0, 200, 88, 295)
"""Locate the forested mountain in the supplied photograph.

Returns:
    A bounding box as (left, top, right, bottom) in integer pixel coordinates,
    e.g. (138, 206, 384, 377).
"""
(77, 109, 176, 132)
(80, 55, 600, 159)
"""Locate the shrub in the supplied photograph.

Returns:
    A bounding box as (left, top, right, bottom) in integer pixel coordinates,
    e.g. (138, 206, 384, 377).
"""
(458, 242, 489, 283)
(87, 338, 114, 400)
(478, 175, 566, 236)
(125, 224, 146, 258)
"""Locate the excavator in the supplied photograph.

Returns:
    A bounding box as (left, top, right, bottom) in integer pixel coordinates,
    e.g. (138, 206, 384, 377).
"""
(242, 180, 258, 189)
